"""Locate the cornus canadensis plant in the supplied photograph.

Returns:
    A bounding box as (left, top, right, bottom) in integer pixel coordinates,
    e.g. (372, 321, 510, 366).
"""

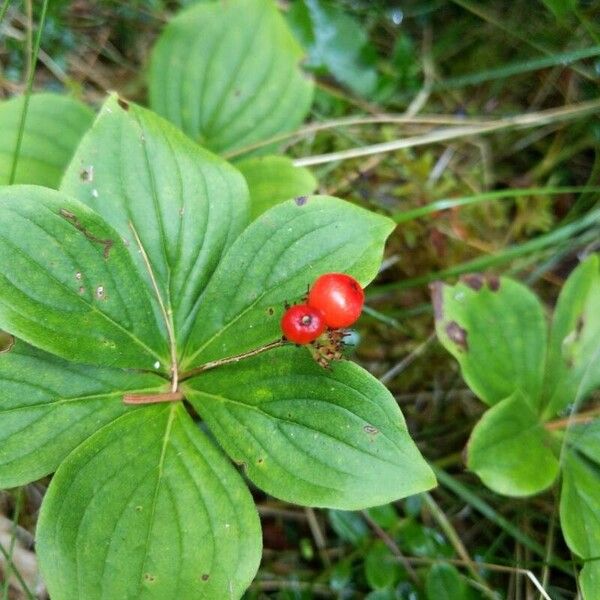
(0, 95, 436, 599)
(432, 257, 600, 597)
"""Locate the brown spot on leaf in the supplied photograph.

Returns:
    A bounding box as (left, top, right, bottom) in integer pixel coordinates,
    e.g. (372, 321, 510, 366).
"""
(0, 332, 15, 354)
(486, 275, 500, 291)
(59, 209, 114, 259)
(144, 573, 156, 583)
(201, 574, 210, 581)
(364, 424, 379, 435)
(79, 166, 94, 183)
(117, 97, 130, 110)
(96, 285, 105, 300)
(295, 196, 308, 206)
(267, 307, 274, 316)
(461, 274, 484, 291)
(429, 281, 444, 321)
(446, 321, 468, 351)
(576, 316, 584, 339)
(257, 457, 264, 464)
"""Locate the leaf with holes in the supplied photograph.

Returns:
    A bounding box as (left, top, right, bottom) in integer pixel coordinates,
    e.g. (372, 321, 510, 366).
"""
(235, 155, 317, 220)
(0, 186, 168, 369)
(149, 0, 314, 156)
(431, 275, 547, 409)
(184, 346, 435, 509)
(0, 93, 94, 187)
(61, 94, 249, 348)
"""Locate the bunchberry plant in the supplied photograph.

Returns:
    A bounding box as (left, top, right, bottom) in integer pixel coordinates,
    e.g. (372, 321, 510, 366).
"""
(0, 95, 435, 599)
(432, 256, 600, 597)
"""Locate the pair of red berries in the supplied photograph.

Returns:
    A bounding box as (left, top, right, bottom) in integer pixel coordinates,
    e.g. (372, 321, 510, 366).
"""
(281, 273, 364, 345)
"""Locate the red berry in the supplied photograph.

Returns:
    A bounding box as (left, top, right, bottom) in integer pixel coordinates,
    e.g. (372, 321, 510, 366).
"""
(308, 273, 364, 328)
(281, 303, 326, 344)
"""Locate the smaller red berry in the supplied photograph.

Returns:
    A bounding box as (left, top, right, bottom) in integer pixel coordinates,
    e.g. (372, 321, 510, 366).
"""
(308, 273, 364, 329)
(281, 303, 326, 344)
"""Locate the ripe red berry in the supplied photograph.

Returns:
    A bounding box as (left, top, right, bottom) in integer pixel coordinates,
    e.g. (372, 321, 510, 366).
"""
(281, 303, 326, 344)
(308, 273, 364, 328)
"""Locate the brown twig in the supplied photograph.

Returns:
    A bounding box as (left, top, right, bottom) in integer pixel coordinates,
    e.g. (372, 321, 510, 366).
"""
(179, 339, 286, 381)
(545, 406, 600, 431)
(123, 392, 184, 405)
(361, 510, 419, 585)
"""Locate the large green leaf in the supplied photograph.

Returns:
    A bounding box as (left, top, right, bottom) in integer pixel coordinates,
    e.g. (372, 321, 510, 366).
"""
(543, 254, 600, 418)
(0, 339, 165, 488)
(182, 195, 395, 370)
(431, 276, 547, 409)
(37, 403, 261, 600)
(61, 95, 249, 347)
(235, 155, 317, 220)
(0, 186, 168, 369)
(149, 0, 314, 155)
(560, 450, 600, 560)
(467, 392, 559, 496)
(0, 93, 94, 187)
(184, 346, 436, 509)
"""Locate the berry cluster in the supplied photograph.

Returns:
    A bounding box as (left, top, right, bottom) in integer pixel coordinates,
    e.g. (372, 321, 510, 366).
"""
(280, 273, 364, 347)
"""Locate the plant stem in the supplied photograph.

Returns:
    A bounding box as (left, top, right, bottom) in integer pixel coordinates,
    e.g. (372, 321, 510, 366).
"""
(123, 391, 184, 405)
(1, 488, 22, 600)
(179, 339, 286, 381)
(423, 493, 497, 599)
(545, 406, 600, 431)
(8, 0, 49, 184)
(0, 543, 36, 600)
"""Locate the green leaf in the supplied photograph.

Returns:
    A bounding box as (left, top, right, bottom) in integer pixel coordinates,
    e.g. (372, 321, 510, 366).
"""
(0, 93, 94, 188)
(467, 392, 560, 496)
(560, 450, 600, 559)
(182, 196, 395, 370)
(328, 510, 370, 546)
(149, 0, 314, 156)
(235, 155, 317, 220)
(431, 275, 547, 408)
(365, 540, 400, 589)
(37, 403, 261, 600)
(565, 419, 600, 466)
(543, 254, 600, 418)
(425, 564, 467, 600)
(184, 346, 436, 509)
(0, 185, 168, 369)
(61, 95, 249, 348)
(287, 0, 379, 97)
(0, 339, 165, 488)
(581, 561, 600, 600)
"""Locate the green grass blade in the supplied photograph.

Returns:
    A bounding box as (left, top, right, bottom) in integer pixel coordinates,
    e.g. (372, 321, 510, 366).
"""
(436, 46, 600, 89)
(8, 0, 49, 185)
(434, 468, 573, 574)
(372, 209, 600, 294)
(392, 186, 600, 224)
